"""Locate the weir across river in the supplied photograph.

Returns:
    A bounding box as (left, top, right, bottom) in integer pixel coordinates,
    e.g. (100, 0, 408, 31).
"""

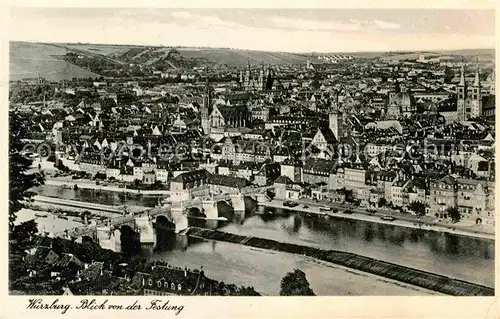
(185, 227, 495, 296)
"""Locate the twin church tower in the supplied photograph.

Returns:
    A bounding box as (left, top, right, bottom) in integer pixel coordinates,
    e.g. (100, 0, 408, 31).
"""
(456, 63, 482, 121)
(239, 63, 275, 92)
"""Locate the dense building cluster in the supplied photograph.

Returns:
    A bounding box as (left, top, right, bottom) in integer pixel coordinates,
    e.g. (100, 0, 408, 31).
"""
(11, 53, 496, 228)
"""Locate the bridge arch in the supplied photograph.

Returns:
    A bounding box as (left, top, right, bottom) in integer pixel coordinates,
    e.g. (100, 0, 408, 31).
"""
(186, 207, 206, 228)
(216, 200, 234, 221)
(119, 224, 140, 253)
(154, 214, 177, 251)
(187, 207, 206, 218)
(155, 215, 176, 232)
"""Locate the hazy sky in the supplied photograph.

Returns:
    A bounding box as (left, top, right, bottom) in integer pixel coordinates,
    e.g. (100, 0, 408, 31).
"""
(9, 8, 496, 52)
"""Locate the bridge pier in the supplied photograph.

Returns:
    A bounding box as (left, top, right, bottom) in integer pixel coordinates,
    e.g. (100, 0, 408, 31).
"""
(229, 194, 245, 212)
(202, 200, 219, 219)
(135, 215, 156, 244)
(96, 226, 121, 252)
(172, 211, 189, 233)
(229, 194, 245, 221)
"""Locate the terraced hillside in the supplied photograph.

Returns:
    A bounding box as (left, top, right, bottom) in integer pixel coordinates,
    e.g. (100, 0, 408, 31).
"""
(10, 42, 101, 81)
(109, 46, 315, 68)
(58, 43, 136, 56)
(177, 48, 312, 66)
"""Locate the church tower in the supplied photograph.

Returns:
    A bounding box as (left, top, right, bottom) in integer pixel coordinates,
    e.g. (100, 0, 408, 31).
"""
(244, 62, 251, 91)
(329, 92, 342, 140)
(201, 66, 211, 134)
(258, 63, 265, 91)
(456, 63, 467, 121)
(265, 65, 274, 91)
(470, 63, 482, 118)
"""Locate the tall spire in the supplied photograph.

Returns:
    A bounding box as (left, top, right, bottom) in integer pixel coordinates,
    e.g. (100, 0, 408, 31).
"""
(204, 65, 210, 98)
(459, 63, 465, 86)
(473, 58, 480, 87)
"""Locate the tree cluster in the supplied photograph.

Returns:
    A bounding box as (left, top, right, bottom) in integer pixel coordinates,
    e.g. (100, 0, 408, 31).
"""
(9, 112, 45, 232)
(279, 269, 315, 296)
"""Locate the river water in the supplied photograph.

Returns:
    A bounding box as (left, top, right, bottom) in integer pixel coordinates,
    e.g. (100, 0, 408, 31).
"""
(33, 185, 495, 295)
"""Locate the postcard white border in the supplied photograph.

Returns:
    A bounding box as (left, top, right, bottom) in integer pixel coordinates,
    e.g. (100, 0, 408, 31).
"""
(0, 1, 499, 318)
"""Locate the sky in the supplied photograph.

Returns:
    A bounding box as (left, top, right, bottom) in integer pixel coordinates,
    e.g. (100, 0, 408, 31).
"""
(8, 8, 496, 53)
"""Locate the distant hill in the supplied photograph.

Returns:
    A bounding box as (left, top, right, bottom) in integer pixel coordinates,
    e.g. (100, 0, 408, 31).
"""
(10, 42, 101, 82)
(176, 48, 312, 66)
(108, 46, 314, 68)
(57, 43, 137, 56)
(355, 49, 495, 62)
(10, 41, 495, 82)
(318, 48, 495, 61)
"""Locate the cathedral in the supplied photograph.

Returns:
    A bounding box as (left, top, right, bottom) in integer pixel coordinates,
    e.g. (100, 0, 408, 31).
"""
(200, 68, 251, 137)
(385, 84, 416, 120)
(456, 63, 482, 121)
(240, 63, 274, 92)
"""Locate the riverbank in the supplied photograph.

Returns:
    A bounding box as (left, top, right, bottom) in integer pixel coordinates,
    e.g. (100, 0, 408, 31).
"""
(185, 227, 494, 296)
(45, 178, 170, 195)
(259, 199, 495, 240)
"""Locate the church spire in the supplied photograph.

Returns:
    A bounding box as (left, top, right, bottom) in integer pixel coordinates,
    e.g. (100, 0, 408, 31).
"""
(473, 59, 480, 87)
(459, 63, 465, 86)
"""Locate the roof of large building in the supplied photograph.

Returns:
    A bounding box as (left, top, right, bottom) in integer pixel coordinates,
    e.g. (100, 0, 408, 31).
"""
(207, 174, 252, 189)
(218, 105, 249, 119)
(273, 175, 294, 185)
(171, 169, 208, 184)
(303, 158, 336, 173)
(317, 127, 337, 144)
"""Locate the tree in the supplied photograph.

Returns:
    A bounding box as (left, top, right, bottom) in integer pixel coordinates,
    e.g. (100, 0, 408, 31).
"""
(378, 198, 387, 207)
(344, 189, 354, 203)
(132, 179, 142, 189)
(12, 219, 38, 244)
(409, 201, 426, 217)
(279, 269, 315, 296)
(9, 112, 45, 232)
(446, 207, 461, 223)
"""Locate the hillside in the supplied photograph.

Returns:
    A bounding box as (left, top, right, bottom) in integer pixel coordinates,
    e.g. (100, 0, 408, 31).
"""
(176, 48, 312, 66)
(57, 43, 137, 56)
(107, 46, 315, 68)
(10, 42, 101, 82)
(10, 41, 495, 82)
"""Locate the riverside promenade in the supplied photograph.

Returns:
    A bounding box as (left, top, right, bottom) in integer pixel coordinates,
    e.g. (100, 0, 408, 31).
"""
(30, 195, 151, 217)
(45, 178, 170, 195)
(258, 199, 495, 240)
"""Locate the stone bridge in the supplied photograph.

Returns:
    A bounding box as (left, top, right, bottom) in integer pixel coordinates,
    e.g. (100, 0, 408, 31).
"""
(168, 185, 273, 219)
(53, 204, 186, 252)
(52, 185, 274, 252)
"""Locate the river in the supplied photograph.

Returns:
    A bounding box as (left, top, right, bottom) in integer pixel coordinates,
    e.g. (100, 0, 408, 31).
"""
(32, 185, 495, 294)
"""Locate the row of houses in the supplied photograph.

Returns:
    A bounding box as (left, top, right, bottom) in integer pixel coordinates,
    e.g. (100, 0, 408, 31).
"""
(276, 157, 495, 225)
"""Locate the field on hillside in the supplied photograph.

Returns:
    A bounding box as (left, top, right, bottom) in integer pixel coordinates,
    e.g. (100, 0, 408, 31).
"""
(373, 49, 495, 62)
(58, 43, 138, 56)
(177, 48, 312, 66)
(10, 42, 101, 81)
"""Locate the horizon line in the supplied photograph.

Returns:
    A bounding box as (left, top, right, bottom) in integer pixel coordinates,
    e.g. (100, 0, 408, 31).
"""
(10, 40, 495, 56)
